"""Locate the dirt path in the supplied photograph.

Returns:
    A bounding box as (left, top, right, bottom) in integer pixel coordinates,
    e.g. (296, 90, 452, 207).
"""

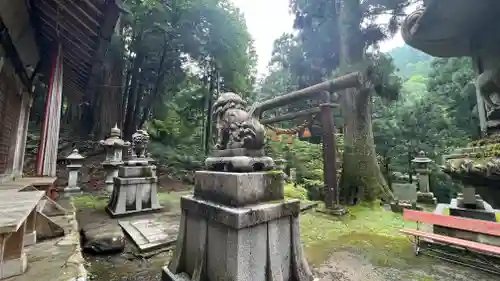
(315, 250, 498, 281)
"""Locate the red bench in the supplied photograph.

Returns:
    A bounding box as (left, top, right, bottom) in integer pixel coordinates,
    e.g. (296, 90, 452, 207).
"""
(400, 209, 500, 272)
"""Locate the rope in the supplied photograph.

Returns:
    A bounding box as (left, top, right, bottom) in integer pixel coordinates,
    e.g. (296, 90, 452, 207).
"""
(265, 118, 313, 135)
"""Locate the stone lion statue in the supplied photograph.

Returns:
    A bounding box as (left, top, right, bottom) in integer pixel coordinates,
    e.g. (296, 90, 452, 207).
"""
(212, 92, 266, 150)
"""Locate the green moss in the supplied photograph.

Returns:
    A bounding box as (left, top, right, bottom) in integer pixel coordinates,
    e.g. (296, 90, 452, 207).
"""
(72, 194, 108, 209)
(284, 184, 308, 200)
(266, 170, 283, 175)
(300, 204, 432, 268)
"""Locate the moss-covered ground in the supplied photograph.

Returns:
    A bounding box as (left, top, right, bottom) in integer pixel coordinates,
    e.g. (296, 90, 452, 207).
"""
(76, 190, 495, 281)
(300, 202, 420, 267)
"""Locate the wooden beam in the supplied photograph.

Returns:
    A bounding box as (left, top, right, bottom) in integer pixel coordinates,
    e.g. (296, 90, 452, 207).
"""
(38, 14, 95, 52)
(37, 1, 97, 45)
(253, 72, 364, 114)
(46, 0, 99, 37)
(0, 19, 32, 91)
(40, 30, 93, 61)
(261, 107, 325, 125)
(83, 0, 121, 96)
(63, 69, 87, 87)
(81, 0, 102, 15)
(66, 0, 100, 28)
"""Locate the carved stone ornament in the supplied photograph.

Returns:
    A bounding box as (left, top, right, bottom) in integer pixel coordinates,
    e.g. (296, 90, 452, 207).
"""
(131, 129, 150, 159)
(212, 92, 266, 150)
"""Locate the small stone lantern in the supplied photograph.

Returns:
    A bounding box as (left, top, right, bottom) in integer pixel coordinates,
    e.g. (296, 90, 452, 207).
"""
(65, 149, 85, 193)
(99, 125, 130, 193)
(412, 150, 437, 204)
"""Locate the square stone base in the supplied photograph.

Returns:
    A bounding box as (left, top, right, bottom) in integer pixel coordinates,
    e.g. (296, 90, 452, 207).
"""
(0, 252, 27, 279)
(194, 171, 284, 207)
(107, 177, 162, 217)
(164, 196, 314, 281)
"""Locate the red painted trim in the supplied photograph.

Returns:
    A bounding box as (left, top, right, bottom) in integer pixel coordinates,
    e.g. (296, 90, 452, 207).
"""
(35, 45, 59, 175)
(400, 229, 500, 255)
(403, 209, 500, 237)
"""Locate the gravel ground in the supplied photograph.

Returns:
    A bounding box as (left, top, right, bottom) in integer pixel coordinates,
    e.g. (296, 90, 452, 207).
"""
(315, 250, 499, 281)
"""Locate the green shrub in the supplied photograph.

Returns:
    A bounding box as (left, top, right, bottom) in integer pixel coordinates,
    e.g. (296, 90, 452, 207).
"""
(284, 184, 308, 200)
(303, 179, 325, 201)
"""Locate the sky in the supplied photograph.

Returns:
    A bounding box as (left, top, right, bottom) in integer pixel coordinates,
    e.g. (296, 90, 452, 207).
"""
(230, 0, 406, 76)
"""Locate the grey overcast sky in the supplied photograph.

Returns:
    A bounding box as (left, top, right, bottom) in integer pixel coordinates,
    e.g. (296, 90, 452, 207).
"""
(230, 0, 406, 76)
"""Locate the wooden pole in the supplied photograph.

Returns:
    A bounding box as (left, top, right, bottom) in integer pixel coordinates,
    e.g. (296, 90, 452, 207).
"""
(320, 92, 338, 208)
(253, 72, 362, 115)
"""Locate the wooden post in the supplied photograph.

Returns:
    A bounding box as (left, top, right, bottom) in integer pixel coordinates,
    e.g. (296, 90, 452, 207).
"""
(320, 92, 338, 208)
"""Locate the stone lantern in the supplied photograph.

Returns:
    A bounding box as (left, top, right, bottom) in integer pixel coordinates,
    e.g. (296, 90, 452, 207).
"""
(412, 150, 437, 204)
(100, 124, 130, 193)
(65, 149, 85, 193)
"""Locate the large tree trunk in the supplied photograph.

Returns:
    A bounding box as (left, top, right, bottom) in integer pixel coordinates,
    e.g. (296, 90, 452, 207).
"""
(338, 0, 391, 204)
(123, 30, 145, 139)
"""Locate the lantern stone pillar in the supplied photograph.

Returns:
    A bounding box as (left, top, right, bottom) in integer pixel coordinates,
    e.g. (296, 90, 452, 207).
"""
(64, 149, 85, 193)
(412, 151, 437, 205)
(100, 125, 130, 194)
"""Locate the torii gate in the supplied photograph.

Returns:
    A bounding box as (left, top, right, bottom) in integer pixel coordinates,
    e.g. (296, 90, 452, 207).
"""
(252, 71, 370, 212)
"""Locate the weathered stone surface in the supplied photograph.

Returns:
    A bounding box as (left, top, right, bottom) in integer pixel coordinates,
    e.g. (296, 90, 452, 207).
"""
(118, 165, 154, 178)
(194, 171, 284, 207)
(416, 192, 437, 205)
(119, 217, 179, 252)
(392, 183, 418, 202)
(205, 155, 275, 172)
(180, 195, 300, 229)
(81, 223, 125, 254)
(107, 175, 162, 217)
(163, 199, 313, 281)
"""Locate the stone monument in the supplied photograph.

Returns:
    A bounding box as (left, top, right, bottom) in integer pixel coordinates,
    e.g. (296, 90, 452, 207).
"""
(64, 149, 85, 193)
(107, 129, 162, 217)
(412, 151, 437, 205)
(99, 124, 130, 193)
(162, 92, 315, 281)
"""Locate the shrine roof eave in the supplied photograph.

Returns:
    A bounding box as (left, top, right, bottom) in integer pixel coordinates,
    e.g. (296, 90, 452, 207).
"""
(28, 0, 126, 98)
(401, 0, 500, 58)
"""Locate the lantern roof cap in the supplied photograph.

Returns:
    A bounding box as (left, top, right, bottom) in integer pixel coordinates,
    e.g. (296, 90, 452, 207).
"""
(412, 150, 433, 164)
(66, 149, 85, 160)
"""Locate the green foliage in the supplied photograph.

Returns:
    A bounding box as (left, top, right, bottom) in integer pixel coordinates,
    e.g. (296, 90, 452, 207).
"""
(284, 184, 308, 200)
(387, 45, 432, 78)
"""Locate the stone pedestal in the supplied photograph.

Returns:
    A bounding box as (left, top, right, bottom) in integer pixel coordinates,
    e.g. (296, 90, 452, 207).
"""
(107, 160, 162, 217)
(163, 170, 315, 281)
(102, 162, 121, 193)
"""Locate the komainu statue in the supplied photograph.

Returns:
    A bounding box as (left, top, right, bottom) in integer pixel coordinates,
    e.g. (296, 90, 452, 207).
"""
(206, 92, 273, 172)
(212, 92, 266, 150)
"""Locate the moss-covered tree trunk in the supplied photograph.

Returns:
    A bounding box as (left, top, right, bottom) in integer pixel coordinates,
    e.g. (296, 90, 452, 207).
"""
(337, 0, 392, 204)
